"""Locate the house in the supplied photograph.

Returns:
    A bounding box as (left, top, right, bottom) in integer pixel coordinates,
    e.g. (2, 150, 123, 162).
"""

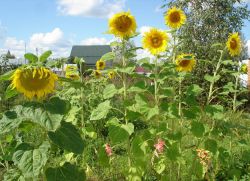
(69, 45, 112, 69)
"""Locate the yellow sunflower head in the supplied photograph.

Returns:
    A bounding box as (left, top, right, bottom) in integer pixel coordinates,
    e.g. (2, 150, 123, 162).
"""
(176, 54, 196, 72)
(93, 70, 102, 78)
(142, 28, 169, 55)
(241, 63, 248, 74)
(65, 72, 80, 80)
(96, 59, 106, 70)
(11, 67, 58, 99)
(165, 7, 186, 29)
(108, 70, 115, 79)
(108, 11, 137, 39)
(226, 32, 242, 57)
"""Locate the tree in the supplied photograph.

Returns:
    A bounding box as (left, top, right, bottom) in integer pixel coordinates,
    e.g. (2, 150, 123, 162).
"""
(163, 0, 250, 59)
(162, 0, 250, 105)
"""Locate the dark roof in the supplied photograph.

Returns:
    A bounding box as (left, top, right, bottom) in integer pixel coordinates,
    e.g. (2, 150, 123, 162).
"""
(70, 45, 112, 65)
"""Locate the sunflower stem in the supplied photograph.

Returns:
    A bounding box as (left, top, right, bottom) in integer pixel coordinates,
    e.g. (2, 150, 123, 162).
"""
(178, 77, 182, 116)
(207, 50, 224, 105)
(233, 60, 240, 112)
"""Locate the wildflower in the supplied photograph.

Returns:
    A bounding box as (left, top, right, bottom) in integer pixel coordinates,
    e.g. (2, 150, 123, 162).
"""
(108, 11, 137, 39)
(108, 70, 115, 79)
(96, 59, 106, 70)
(105, 144, 112, 157)
(226, 32, 241, 57)
(154, 139, 165, 157)
(65, 72, 80, 80)
(176, 53, 196, 72)
(165, 7, 186, 29)
(196, 148, 211, 167)
(142, 28, 169, 55)
(11, 67, 58, 99)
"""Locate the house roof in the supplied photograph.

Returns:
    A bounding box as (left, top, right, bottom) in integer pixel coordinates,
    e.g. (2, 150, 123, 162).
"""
(70, 45, 112, 65)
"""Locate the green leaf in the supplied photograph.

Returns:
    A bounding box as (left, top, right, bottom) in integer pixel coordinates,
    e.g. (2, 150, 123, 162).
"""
(0, 70, 14, 81)
(204, 74, 221, 83)
(83, 125, 97, 139)
(190, 121, 205, 138)
(103, 84, 117, 99)
(4, 85, 18, 100)
(109, 123, 134, 144)
(98, 146, 109, 167)
(48, 121, 84, 154)
(204, 139, 217, 154)
(154, 159, 166, 174)
(117, 66, 135, 74)
(90, 100, 111, 120)
(166, 142, 180, 161)
(146, 106, 159, 120)
(45, 162, 86, 181)
(101, 52, 115, 61)
(24, 53, 38, 63)
(12, 141, 50, 179)
(131, 136, 147, 157)
(39, 50, 52, 63)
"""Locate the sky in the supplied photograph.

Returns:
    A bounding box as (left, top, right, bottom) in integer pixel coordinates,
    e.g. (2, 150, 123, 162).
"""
(0, 0, 249, 58)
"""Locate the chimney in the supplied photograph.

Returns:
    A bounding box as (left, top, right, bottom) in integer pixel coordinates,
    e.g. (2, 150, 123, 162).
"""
(248, 58, 250, 89)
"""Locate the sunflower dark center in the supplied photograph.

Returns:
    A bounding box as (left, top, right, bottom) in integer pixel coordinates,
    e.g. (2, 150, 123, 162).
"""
(115, 15, 132, 32)
(230, 38, 237, 49)
(151, 36, 162, 48)
(179, 59, 190, 67)
(170, 11, 181, 23)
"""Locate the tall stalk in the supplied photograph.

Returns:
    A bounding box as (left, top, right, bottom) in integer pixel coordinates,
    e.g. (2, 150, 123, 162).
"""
(121, 39, 131, 166)
(207, 50, 224, 105)
(233, 60, 240, 112)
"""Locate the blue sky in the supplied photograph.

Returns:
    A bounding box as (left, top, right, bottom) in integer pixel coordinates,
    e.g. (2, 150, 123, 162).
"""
(0, 0, 249, 58)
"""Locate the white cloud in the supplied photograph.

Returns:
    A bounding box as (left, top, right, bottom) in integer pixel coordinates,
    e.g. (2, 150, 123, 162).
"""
(57, 0, 125, 18)
(0, 28, 72, 58)
(139, 26, 153, 36)
(80, 37, 109, 45)
(29, 28, 72, 57)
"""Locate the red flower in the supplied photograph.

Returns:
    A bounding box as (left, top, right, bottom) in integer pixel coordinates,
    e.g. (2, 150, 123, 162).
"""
(105, 144, 112, 157)
(154, 139, 165, 153)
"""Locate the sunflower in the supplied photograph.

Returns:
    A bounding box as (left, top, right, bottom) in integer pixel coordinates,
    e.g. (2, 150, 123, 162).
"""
(65, 72, 80, 80)
(96, 59, 106, 70)
(108, 11, 137, 39)
(108, 70, 115, 79)
(241, 63, 248, 74)
(142, 28, 169, 55)
(93, 70, 102, 78)
(226, 32, 241, 57)
(176, 54, 196, 72)
(165, 7, 186, 29)
(11, 67, 58, 99)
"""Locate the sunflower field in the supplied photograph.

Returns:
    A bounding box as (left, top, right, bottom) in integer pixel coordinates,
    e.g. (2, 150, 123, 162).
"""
(0, 4, 250, 181)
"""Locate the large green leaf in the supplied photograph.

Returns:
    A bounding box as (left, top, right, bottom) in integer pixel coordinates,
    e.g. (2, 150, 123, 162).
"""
(4, 85, 18, 100)
(39, 50, 52, 63)
(101, 52, 115, 61)
(48, 121, 84, 154)
(90, 100, 111, 120)
(109, 122, 134, 144)
(0, 70, 14, 81)
(45, 162, 86, 181)
(166, 142, 181, 161)
(103, 84, 117, 99)
(12, 141, 50, 179)
(190, 121, 205, 138)
(24, 53, 38, 63)
(204, 139, 217, 154)
(0, 97, 69, 134)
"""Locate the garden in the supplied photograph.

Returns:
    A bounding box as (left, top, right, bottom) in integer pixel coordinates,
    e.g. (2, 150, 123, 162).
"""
(0, 0, 250, 180)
